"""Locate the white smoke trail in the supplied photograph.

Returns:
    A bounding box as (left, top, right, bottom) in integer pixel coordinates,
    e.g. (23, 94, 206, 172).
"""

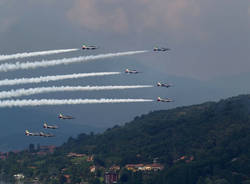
(0, 72, 121, 87)
(0, 50, 148, 72)
(0, 98, 154, 108)
(0, 48, 79, 61)
(0, 85, 153, 99)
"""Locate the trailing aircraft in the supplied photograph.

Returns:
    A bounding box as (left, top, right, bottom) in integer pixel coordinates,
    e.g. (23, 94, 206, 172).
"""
(25, 130, 40, 136)
(125, 69, 140, 74)
(58, 113, 74, 120)
(43, 123, 58, 129)
(39, 131, 55, 137)
(157, 82, 172, 88)
(82, 44, 98, 50)
(153, 47, 170, 52)
(157, 97, 173, 102)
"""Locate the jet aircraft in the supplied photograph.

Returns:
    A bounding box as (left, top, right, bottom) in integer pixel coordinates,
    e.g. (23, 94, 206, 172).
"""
(39, 131, 55, 137)
(125, 69, 140, 74)
(157, 82, 172, 88)
(157, 97, 173, 102)
(58, 113, 74, 120)
(82, 44, 98, 50)
(25, 130, 40, 136)
(153, 47, 170, 52)
(43, 123, 58, 129)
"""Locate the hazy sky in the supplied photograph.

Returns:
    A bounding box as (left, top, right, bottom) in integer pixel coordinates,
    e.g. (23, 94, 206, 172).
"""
(0, 0, 249, 79)
(0, 0, 249, 150)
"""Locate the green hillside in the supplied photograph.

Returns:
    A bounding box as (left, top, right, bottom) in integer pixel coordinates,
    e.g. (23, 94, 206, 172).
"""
(2, 94, 250, 184)
(59, 94, 250, 183)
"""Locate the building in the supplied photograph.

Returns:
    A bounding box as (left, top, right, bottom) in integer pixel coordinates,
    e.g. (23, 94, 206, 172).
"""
(89, 165, 96, 173)
(67, 152, 86, 158)
(0, 155, 6, 160)
(104, 172, 118, 184)
(109, 165, 120, 171)
(185, 156, 195, 163)
(142, 163, 164, 171)
(13, 174, 25, 180)
(125, 163, 164, 172)
(125, 164, 144, 172)
(87, 155, 94, 162)
(174, 155, 194, 163)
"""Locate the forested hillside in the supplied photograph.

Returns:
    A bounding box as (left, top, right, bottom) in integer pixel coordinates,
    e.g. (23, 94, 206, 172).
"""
(2, 94, 250, 184)
(59, 94, 250, 183)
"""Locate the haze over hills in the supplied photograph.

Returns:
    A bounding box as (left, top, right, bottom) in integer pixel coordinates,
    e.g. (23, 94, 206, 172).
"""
(0, 108, 103, 151)
(1, 56, 250, 151)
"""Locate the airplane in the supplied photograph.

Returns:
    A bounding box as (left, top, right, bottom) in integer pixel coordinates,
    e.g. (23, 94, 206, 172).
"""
(157, 82, 172, 88)
(42, 133, 55, 137)
(82, 44, 98, 50)
(58, 113, 74, 120)
(153, 47, 170, 52)
(157, 97, 174, 102)
(43, 123, 58, 129)
(25, 130, 40, 136)
(39, 131, 55, 137)
(125, 69, 140, 74)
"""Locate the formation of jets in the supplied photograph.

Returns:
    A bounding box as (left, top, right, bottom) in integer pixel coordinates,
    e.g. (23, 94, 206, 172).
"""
(83, 44, 174, 104)
(25, 113, 75, 138)
(157, 81, 173, 102)
(81, 44, 170, 52)
(24, 45, 173, 138)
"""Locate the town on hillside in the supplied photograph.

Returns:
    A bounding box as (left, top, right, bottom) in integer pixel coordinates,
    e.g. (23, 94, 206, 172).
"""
(0, 144, 171, 184)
